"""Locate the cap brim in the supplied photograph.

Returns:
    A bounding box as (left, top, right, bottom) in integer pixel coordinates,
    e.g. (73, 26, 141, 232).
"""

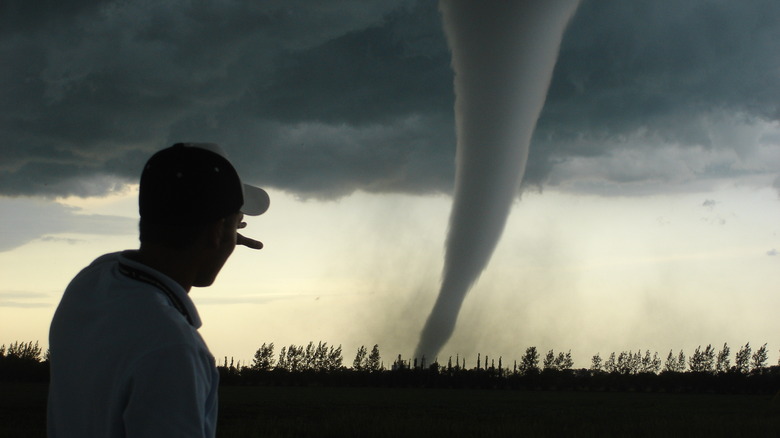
(241, 184, 270, 216)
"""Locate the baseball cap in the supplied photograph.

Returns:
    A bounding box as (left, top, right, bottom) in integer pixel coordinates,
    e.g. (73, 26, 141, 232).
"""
(139, 143, 269, 225)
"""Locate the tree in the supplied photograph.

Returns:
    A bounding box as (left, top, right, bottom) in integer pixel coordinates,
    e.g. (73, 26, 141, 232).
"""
(392, 354, 408, 371)
(313, 342, 329, 371)
(750, 343, 768, 372)
(616, 350, 645, 374)
(676, 350, 686, 373)
(715, 343, 730, 373)
(591, 353, 603, 372)
(735, 343, 751, 374)
(703, 345, 715, 372)
(639, 350, 651, 373)
(689, 345, 714, 373)
(555, 350, 574, 370)
(252, 343, 275, 371)
(629, 351, 641, 374)
(303, 342, 316, 370)
(604, 352, 617, 373)
(4, 341, 42, 361)
(615, 351, 635, 374)
(353, 345, 367, 371)
(367, 344, 381, 372)
(328, 345, 344, 371)
(650, 352, 662, 374)
(543, 350, 556, 370)
(285, 344, 304, 371)
(638, 350, 661, 374)
(519, 347, 540, 375)
(663, 350, 686, 373)
(664, 351, 677, 372)
(277, 346, 288, 370)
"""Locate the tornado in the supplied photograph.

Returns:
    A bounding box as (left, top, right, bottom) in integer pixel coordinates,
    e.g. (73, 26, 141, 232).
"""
(415, 0, 580, 361)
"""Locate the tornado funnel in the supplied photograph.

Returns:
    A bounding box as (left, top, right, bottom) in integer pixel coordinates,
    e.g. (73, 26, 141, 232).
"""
(415, 0, 580, 361)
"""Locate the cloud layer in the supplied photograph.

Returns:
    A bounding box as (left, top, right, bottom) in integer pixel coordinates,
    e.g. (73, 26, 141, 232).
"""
(0, 197, 136, 252)
(2, 0, 779, 198)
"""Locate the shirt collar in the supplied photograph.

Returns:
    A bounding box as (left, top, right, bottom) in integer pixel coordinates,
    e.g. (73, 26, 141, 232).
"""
(117, 251, 203, 328)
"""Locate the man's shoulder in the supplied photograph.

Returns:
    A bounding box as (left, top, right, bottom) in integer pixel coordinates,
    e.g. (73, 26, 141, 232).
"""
(60, 251, 177, 320)
(92, 251, 123, 264)
(61, 252, 134, 300)
(68, 251, 122, 280)
(54, 250, 207, 354)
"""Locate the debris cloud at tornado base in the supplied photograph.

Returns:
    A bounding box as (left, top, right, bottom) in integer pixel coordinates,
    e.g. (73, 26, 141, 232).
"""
(415, 0, 581, 361)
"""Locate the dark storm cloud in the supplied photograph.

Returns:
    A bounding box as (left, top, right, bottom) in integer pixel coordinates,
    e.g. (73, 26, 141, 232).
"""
(2, 0, 779, 198)
(528, 0, 780, 190)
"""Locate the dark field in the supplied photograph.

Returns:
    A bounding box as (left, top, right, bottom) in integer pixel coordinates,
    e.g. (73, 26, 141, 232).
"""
(3, 382, 780, 437)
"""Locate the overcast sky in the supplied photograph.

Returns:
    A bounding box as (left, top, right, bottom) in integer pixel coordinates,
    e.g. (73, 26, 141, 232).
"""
(4, 0, 779, 200)
(2, 0, 780, 366)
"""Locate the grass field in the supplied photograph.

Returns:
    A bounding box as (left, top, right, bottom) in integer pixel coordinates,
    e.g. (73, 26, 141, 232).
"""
(2, 382, 779, 437)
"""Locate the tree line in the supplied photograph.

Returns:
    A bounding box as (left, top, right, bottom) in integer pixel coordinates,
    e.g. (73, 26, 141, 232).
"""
(4, 340, 780, 393)
(588, 343, 769, 375)
(219, 342, 780, 392)
(231, 342, 770, 375)
(246, 342, 382, 373)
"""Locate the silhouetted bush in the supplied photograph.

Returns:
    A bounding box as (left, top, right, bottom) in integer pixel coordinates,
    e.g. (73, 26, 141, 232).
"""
(0, 341, 49, 382)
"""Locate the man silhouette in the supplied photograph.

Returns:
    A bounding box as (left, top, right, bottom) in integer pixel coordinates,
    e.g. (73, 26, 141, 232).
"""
(47, 143, 269, 437)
